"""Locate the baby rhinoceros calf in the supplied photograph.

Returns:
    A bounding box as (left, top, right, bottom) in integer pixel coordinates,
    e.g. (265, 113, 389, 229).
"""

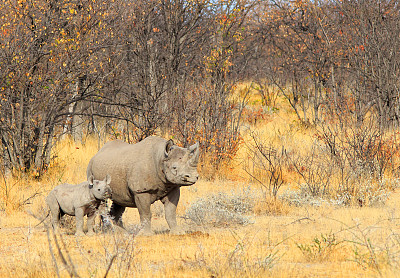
(46, 175, 112, 236)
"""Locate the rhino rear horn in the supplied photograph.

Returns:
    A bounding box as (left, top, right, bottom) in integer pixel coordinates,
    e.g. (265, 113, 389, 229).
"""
(164, 139, 174, 157)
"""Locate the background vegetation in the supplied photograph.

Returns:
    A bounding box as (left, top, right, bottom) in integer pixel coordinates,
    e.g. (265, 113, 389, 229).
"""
(2, 0, 400, 177)
(2, 0, 400, 277)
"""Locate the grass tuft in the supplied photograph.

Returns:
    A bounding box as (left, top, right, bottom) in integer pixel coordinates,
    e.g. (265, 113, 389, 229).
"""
(183, 188, 257, 227)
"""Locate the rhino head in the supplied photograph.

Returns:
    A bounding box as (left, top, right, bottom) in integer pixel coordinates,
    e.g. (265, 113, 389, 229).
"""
(88, 174, 112, 200)
(163, 139, 200, 186)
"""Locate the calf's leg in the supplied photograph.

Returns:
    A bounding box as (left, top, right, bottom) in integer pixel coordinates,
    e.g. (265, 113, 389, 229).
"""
(75, 207, 85, 236)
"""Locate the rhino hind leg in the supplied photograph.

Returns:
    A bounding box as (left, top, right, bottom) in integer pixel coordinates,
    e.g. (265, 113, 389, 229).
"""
(109, 202, 126, 228)
(46, 193, 61, 230)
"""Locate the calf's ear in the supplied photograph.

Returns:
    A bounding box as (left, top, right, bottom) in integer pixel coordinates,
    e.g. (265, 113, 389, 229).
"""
(105, 174, 112, 185)
(88, 175, 94, 189)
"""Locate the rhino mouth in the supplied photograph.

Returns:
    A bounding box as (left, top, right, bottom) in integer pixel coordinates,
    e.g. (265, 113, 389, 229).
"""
(181, 176, 198, 185)
(181, 181, 195, 186)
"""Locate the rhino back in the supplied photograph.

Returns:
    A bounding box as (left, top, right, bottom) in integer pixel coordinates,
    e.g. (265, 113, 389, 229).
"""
(51, 182, 91, 215)
(87, 137, 167, 207)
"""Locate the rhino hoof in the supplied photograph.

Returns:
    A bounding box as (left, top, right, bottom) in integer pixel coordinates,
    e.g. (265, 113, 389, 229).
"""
(86, 231, 95, 236)
(170, 228, 186, 235)
(75, 231, 85, 237)
(137, 229, 155, 237)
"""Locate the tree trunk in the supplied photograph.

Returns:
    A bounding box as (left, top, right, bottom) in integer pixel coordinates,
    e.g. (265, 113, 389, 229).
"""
(34, 119, 46, 171)
(44, 125, 55, 169)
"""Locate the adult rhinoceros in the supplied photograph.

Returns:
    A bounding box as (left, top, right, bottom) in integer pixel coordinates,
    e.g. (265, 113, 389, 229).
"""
(86, 136, 199, 235)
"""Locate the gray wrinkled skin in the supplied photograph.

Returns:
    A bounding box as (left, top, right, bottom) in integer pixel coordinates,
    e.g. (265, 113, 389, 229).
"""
(46, 175, 112, 236)
(86, 136, 200, 235)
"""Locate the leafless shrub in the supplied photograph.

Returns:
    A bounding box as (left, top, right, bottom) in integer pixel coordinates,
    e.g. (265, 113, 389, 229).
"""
(280, 179, 392, 208)
(244, 132, 287, 199)
(289, 142, 333, 197)
(319, 118, 387, 183)
(93, 231, 138, 278)
(334, 178, 393, 207)
(284, 111, 400, 206)
(316, 111, 400, 204)
(251, 81, 280, 109)
(337, 218, 400, 275)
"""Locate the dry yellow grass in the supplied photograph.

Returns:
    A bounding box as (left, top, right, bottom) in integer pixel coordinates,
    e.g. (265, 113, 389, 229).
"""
(2, 188, 400, 277)
(2, 91, 400, 277)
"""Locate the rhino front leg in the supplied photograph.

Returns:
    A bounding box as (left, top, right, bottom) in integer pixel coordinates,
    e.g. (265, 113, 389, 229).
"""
(134, 193, 154, 236)
(75, 207, 85, 236)
(161, 187, 184, 235)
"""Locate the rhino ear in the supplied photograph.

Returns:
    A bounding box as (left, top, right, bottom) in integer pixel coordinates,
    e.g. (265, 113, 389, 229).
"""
(164, 139, 174, 157)
(105, 174, 111, 185)
(188, 142, 199, 153)
(189, 142, 200, 164)
(88, 175, 94, 189)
